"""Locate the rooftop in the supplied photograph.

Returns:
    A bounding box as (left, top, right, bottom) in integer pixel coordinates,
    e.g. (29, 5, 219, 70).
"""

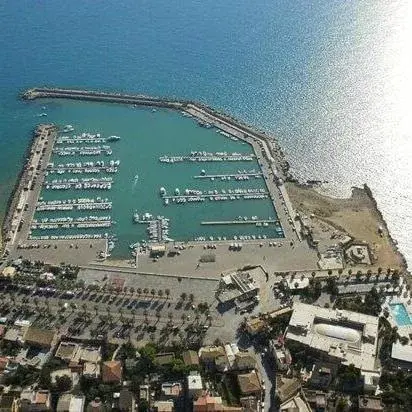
(188, 371, 203, 391)
(23, 326, 55, 348)
(286, 303, 379, 372)
(237, 370, 262, 395)
(182, 350, 199, 366)
(391, 341, 412, 363)
(161, 382, 183, 397)
(102, 360, 122, 383)
(280, 394, 311, 412)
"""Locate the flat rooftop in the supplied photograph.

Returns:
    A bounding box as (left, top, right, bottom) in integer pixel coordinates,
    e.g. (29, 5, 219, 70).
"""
(286, 303, 379, 372)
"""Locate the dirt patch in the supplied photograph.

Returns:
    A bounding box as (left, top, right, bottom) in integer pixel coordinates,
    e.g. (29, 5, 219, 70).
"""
(286, 182, 406, 271)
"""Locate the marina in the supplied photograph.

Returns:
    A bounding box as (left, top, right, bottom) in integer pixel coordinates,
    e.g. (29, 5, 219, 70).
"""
(5, 88, 305, 262)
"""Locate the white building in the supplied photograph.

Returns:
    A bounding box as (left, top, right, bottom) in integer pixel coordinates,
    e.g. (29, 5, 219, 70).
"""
(187, 371, 203, 398)
(286, 303, 380, 389)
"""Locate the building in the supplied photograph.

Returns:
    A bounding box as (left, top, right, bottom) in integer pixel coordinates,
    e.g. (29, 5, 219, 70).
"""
(118, 389, 136, 412)
(55, 342, 79, 362)
(358, 396, 384, 412)
(199, 346, 228, 370)
(86, 398, 107, 412)
(55, 342, 101, 365)
(154, 352, 175, 366)
(286, 303, 380, 385)
(182, 350, 199, 367)
(279, 394, 311, 412)
(83, 362, 101, 379)
(153, 401, 174, 412)
(187, 371, 203, 398)
(391, 341, 412, 370)
(303, 389, 327, 412)
(56, 394, 85, 412)
(269, 339, 291, 372)
(23, 327, 56, 349)
(161, 382, 182, 398)
(102, 361, 122, 383)
(232, 352, 256, 371)
(276, 377, 301, 404)
(216, 271, 259, 304)
(237, 370, 262, 397)
(307, 362, 336, 390)
(19, 389, 51, 412)
(139, 385, 150, 403)
(193, 394, 243, 411)
(0, 394, 19, 412)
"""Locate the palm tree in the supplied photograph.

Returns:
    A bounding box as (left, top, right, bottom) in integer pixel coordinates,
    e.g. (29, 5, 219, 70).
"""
(143, 288, 149, 296)
(131, 309, 136, 322)
(143, 309, 148, 321)
(189, 293, 194, 303)
(155, 309, 161, 324)
(129, 287, 135, 295)
(82, 303, 88, 314)
(119, 308, 124, 321)
(165, 289, 170, 300)
(137, 288, 142, 297)
(150, 289, 156, 299)
(181, 292, 187, 301)
(181, 313, 187, 324)
(158, 290, 164, 299)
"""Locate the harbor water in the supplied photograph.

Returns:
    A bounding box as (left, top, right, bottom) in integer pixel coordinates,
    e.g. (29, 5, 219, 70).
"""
(29, 101, 283, 257)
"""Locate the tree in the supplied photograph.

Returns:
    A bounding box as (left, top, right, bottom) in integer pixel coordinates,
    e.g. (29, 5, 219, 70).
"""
(143, 288, 149, 295)
(150, 289, 156, 299)
(165, 289, 170, 299)
(137, 288, 142, 297)
(158, 289, 164, 298)
(55, 375, 72, 392)
(189, 293, 194, 302)
(138, 399, 149, 412)
(181, 292, 187, 301)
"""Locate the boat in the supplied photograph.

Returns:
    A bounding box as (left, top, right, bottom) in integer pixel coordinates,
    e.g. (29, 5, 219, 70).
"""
(107, 135, 121, 142)
(38, 113, 47, 117)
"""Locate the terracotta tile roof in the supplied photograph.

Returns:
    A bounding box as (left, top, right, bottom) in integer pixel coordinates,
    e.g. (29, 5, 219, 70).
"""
(102, 361, 122, 383)
(0, 357, 9, 371)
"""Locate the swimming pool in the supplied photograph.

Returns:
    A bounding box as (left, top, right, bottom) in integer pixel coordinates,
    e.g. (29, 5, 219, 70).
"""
(390, 303, 412, 326)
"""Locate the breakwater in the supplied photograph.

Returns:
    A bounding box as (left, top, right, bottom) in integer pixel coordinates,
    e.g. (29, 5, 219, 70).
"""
(23, 87, 291, 179)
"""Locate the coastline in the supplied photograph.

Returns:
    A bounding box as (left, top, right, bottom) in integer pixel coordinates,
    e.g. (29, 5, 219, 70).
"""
(4, 86, 406, 275)
(286, 181, 408, 273)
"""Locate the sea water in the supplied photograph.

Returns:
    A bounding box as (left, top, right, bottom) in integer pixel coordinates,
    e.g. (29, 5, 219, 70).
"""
(0, 1, 411, 266)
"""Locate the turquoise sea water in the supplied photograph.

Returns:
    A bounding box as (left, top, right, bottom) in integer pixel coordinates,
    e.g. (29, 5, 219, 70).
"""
(0, 1, 411, 265)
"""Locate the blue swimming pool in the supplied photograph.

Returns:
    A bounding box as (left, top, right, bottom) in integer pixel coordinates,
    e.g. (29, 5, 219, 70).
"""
(390, 303, 412, 326)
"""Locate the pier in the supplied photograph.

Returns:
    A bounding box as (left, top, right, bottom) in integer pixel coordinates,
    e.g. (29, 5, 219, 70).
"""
(201, 219, 279, 225)
(194, 172, 262, 180)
